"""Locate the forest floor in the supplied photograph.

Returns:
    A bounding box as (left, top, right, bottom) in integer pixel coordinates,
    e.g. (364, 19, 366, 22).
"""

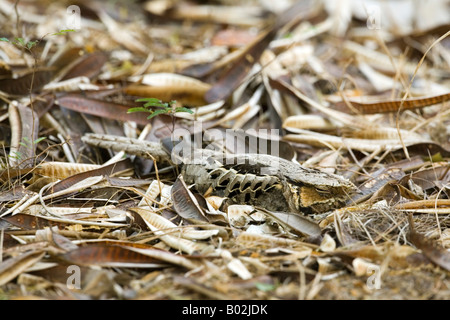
(0, 0, 449, 300)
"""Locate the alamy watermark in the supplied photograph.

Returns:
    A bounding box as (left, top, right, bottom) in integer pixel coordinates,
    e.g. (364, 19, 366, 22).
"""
(366, 265, 381, 290)
(366, 5, 381, 30)
(66, 264, 81, 290)
(65, 5, 81, 30)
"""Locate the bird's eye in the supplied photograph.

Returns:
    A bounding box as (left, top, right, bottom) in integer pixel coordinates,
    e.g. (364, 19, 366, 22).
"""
(315, 186, 331, 195)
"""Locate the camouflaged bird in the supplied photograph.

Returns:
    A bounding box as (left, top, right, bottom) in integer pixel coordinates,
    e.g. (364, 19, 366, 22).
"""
(182, 153, 356, 214)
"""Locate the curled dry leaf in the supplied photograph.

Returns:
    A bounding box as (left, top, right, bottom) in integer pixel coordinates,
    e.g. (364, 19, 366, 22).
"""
(205, 196, 227, 211)
(138, 180, 164, 207)
(34, 162, 101, 180)
(352, 257, 380, 277)
(171, 175, 209, 223)
(219, 249, 252, 280)
(319, 233, 336, 253)
(8, 102, 40, 168)
(399, 163, 450, 191)
(349, 168, 405, 204)
(43, 159, 131, 196)
(129, 72, 211, 91)
(256, 207, 322, 238)
(283, 114, 335, 132)
(227, 204, 265, 228)
(131, 207, 219, 240)
(131, 207, 212, 255)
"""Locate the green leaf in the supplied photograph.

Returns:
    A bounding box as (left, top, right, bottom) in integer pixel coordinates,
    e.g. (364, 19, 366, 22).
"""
(144, 101, 167, 108)
(127, 107, 151, 114)
(146, 109, 169, 119)
(136, 98, 161, 104)
(430, 152, 443, 162)
(255, 282, 276, 292)
(52, 29, 76, 36)
(9, 151, 22, 160)
(0, 37, 10, 42)
(175, 107, 194, 114)
(15, 37, 26, 46)
(136, 98, 168, 108)
(33, 137, 46, 144)
(26, 41, 37, 50)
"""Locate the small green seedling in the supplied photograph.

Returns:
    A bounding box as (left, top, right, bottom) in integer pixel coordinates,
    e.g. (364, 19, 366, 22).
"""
(128, 98, 193, 120)
(0, 29, 75, 51)
(18, 136, 46, 148)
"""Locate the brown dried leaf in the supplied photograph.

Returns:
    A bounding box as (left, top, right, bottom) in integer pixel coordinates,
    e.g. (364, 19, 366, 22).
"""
(44, 159, 132, 196)
(60, 244, 167, 268)
(205, 28, 277, 103)
(171, 174, 209, 223)
(60, 52, 108, 81)
(8, 103, 39, 168)
(1, 213, 68, 230)
(0, 251, 46, 286)
(0, 185, 33, 202)
(0, 69, 53, 96)
(28, 93, 55, 118)
(408, 216, 450, 271)
(204, 0, 317, 102)
(334, 92, 450, 114)
(256, 207, 321, 238)
(34, 162, 101, 180)
(123, 84, 208, 106)
(349, 168, 405, 204)
(399, 163, 450, 191)
(56, 94, 150, 126)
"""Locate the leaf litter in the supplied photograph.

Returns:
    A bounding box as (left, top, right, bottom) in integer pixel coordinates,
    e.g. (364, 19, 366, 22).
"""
(0, 0, 449, 300)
